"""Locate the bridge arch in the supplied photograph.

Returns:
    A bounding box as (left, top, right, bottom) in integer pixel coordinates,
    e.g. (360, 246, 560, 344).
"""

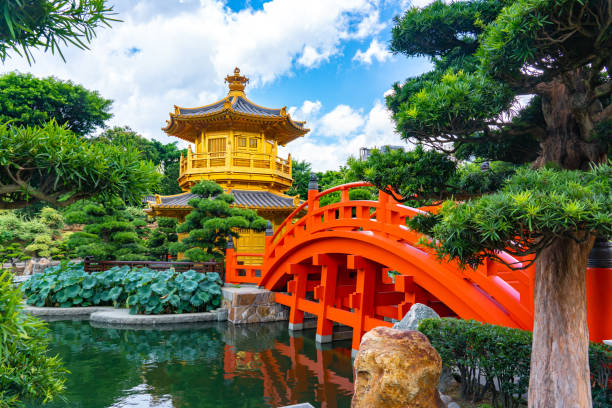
(225, 181, 612, 349)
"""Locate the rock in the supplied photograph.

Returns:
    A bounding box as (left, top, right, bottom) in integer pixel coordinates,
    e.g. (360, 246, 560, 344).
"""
(352, 326, 443, 408)
(23, 259, 35, 275)
(393, 303, 440, 331)
(394, 303, 455, 393)
(447, 403, 460, 408)
(34, 258, 51, 274)
(439, 394, 452, 405)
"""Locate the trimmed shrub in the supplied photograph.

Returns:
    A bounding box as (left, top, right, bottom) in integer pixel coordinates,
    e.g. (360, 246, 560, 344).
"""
(64, 199, 149, 261)
(0, 209, 67, 261)
(0, 270, 67, 407)
(419, 318, 611, 408)
(21, 262, 223, 315)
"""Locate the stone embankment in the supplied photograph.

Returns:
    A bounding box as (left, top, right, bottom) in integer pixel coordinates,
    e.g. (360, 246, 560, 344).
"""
(22, 284, 287, 326)
(23, 304, 228, 325)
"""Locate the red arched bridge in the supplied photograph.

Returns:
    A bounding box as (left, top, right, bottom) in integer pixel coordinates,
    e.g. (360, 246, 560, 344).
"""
(226, 182, 612, 351)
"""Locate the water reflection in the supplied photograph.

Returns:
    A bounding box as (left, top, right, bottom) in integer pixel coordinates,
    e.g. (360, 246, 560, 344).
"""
(37, 320, 353, 408)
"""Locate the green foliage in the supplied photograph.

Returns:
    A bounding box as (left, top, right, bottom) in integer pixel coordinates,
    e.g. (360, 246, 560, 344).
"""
(409, 164, 612, 269)
(126, 269, 222, 314)
(348, 146, 518, 205)
(0, 270, 67, 407)
(590, 343, 612, 407)
(419, 318, 612, 408)
(147, 217, 178, 260)
(0, 0, 116, 63)
(287, 160, 312, 199)
(0, 72, 112, 135)
(0, 121, 161, 209)
(65, 198, 149, 261)
(170, 181, 267, 262)
(0, 209, 66, 260)
(21, 262, 223, 315)
(94, 126, 185, 195)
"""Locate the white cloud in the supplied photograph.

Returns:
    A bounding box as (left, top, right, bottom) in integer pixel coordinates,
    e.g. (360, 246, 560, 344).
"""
(297, 46, 332, 68)
(353, 10, 387, 39)
(1, 0, 384, 142)
(383, 88, 395, 97)
(319, 105, 365, 137)
(353, 38, 391, 65)
(282, 99, 412, 171)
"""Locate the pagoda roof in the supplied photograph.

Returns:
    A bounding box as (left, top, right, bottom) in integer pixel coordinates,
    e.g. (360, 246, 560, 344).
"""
(162, 68, 309, 145)
(147, 189, 298, 210)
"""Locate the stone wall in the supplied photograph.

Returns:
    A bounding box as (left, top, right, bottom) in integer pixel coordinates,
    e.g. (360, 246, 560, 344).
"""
(222, 286, 288, 324)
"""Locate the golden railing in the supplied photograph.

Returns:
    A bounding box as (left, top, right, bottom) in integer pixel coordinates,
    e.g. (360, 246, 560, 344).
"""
(179, 149, 292, 179)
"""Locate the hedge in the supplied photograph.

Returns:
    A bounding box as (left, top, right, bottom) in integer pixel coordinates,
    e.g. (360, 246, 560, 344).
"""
(419, 318, 611, 408)
(21, 262, 222, 314)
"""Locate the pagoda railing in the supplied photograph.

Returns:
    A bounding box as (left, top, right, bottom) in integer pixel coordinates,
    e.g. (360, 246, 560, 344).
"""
(180, 150, 291, 179)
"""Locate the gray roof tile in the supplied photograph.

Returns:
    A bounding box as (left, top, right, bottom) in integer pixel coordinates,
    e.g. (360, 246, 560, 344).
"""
(178, 99, 226, 116)
(155, 190, 295, 209)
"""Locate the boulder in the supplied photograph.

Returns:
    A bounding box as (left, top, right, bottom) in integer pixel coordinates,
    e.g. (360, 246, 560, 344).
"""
(352, 326, 444, 408)
(393, 303, 440, 331)
(393, 303, 454, 393)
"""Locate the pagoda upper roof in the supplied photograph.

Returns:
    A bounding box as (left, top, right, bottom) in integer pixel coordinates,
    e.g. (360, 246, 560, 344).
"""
(177, 96, 284, 118)
(162, 68, 309, 145)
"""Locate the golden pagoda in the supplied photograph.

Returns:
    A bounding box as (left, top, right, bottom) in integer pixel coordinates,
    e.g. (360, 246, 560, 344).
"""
(146, 68, 309, 254)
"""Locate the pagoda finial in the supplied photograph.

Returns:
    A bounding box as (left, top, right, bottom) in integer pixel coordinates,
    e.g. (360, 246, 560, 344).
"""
(225, 67, 249, 96)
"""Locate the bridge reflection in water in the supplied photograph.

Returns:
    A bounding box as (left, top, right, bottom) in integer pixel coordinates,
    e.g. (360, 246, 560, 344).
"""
(43, 319, 354, 408)
(223, 324, 354, 408)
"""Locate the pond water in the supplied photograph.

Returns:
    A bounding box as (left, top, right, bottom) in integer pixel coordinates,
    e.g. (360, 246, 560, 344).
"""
(34, 319, 354, 408)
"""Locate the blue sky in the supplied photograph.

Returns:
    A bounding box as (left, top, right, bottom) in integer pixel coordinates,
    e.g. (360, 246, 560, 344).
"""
(0, 0, 432, 170)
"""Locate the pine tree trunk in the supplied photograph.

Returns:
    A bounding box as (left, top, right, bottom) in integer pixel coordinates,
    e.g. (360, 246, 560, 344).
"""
(528, 234, 596, 408)
(535, 74, 607, 170)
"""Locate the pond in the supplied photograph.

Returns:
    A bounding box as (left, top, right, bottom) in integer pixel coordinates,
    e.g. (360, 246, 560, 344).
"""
(33, 319, 354, 408)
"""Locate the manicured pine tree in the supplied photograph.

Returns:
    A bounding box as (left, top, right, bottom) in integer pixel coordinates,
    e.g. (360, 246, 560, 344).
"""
(169, 181, 267, 262)
(65, 197, 149, 261)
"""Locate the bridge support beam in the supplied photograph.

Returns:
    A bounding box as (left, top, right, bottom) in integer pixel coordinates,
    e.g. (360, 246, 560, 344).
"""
(287, 263, 309, 331)
(313, 254, 339, 344)
(348, 255, 377, 351)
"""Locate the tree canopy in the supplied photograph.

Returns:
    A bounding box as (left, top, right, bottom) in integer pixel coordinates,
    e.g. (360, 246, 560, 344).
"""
(94, 126, 184, 195)
(64, 198, 149, 261)
(0, 122, 161, 209)
(388, 0, 611, 169)
(0, 72, 112, 136)
(286, 160, 311, 199)
(0, 0, 116, 63)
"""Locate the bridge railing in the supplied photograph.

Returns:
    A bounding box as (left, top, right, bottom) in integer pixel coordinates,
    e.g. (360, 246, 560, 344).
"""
(259, 181, 536, 325)
(225, 249, 263, 284)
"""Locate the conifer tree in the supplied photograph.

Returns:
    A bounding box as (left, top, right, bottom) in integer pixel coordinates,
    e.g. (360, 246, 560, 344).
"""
(169, 181, 267, 262)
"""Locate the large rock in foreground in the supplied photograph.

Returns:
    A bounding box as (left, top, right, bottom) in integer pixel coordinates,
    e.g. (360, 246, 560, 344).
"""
(352, 326, 443, 408)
